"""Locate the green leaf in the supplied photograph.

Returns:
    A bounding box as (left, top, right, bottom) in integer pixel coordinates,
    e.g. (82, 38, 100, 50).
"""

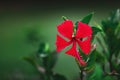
(81, 12, 94, 24)
(62, 16, 68, 21)
(117, 64, 120, 73)
(48, 51, 58, 69)
(37, 43, 49, 58)
(92, 26, 102, 37)
(102, 9, 120, 32)
(103, 75, 115, 80)
(91, 25, 103, 42)
(39, 51, 58, 70)
(109, 9, 120, 23)
(96, 51, 106, 64)
(38, 43, 49, 53)
(84, 49, 96, 72)
(87, 64, 103, 80)
(52, 73, 67, 80)
(23, 56, 37, 67)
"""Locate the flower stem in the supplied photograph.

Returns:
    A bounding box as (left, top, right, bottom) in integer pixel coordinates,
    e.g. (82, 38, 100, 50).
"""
(80, 69, 84, 80)
(75, 59, 84, 80)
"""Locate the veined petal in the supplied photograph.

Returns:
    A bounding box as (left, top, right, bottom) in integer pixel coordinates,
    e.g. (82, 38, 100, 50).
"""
(56, 35, 71, 52)
(57, 20, 73, 39)
(65, 41, 86, 66)
(75, 22, 92, 38)
(77, 37, 91, 54)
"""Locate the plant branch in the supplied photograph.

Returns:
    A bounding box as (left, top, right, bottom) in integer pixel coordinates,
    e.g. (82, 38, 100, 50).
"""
(75, 59, 84, 80)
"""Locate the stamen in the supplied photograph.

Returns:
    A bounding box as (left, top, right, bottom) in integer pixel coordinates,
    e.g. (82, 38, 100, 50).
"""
(72, 34, 75, 38)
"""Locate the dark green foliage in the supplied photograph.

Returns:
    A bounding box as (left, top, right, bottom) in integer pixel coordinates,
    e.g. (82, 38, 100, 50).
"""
(81, 12, 94, 24)
(52, 73, 67, 80)
(96, 9, 120, 80)
(23, 10, 120, 80)
(24, 42, 67, 80)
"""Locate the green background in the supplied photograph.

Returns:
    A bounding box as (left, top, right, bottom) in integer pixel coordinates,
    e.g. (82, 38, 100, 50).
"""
(0, 1, 120, 80)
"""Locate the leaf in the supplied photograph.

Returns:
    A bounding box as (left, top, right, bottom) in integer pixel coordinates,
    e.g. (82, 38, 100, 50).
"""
(84, 49, 96, 72)
(52, 73, 67, 80)
(48, 51, 58, 69)
(81, 12, 94, 24)
(62, 16, 68, 21)
(109, 9, 120, 23)
(102, 9, 120, 32)
(117, 64, 120, 73)
(87, 64, 103, 80)
(37, 43, 49, 58)
(103, 75, 115, 80)
(23, 56, 37, 67)
(38, 43, 49, 53)
(92, 26, 102, 37)
(96, 51, 106, 64)
(41, 51, 58, 70)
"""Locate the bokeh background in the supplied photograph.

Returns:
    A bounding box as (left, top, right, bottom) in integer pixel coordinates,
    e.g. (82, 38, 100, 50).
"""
(0, 1, 120, 80)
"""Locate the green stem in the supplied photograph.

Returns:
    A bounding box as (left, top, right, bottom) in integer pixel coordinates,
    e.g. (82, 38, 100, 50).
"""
(108, 54, 114, 72)
(80, 69, 84, 80)
(75, 59, 84, 80)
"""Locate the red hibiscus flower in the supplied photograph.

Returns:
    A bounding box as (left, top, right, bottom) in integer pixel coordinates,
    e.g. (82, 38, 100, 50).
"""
(56, 20, 92, 66)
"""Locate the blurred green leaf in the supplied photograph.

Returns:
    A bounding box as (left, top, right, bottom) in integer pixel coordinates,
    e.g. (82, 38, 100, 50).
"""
(102, 20, 118, 32)
(84, 50, 96, 72)
(23, 56, 37, 67)
(102, 9, 120, 33)
(96, 51, 106, 64)
(111, 59, 119, 71)
(48, 51, 58, 69)
(117, 64, 120, 73)
(38, 50, 58, 70)
(81, 12, 94, 24)
(109, 9, 120, 23)
(37, 43, 49, 58)
(38, 43, 49, 53)
(115, 25, 120, 37)
(52, 73, 67, 80)
(117, 64, 120, 79)
(87, 64, 103, 80)
(103, 75, 114, 80)
(92, 26, 102, 36)
(62, 16, 68, 21)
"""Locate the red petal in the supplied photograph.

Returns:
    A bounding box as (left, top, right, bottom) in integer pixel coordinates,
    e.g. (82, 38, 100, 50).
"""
(65, 41, 86, 66)
(79, 59, 86, 66)
(75, 22, 92, 38)
(56, 35, 71, 52)
(57, 20, 73, 39)
(77, 37, 91, 54)
(76, 52, 86, 66)
(65, 41, 77, 57)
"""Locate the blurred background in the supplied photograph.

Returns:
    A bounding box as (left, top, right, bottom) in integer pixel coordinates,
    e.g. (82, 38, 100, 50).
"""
(0, 0, 120, 80)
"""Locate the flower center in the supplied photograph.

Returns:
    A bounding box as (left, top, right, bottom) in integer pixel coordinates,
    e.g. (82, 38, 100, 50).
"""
(72, 36, 76, 41)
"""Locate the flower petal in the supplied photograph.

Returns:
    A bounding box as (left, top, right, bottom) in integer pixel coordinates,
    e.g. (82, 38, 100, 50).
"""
(75, 22, 92, 38)
(56, 35, 71, 52)
(75, 51, 86, 66)
(65, 41, 86, 66)
(77, 37, 91, 54)
(57, 20, 73, 39)
(79, 58, 86, 66)
(65, 41, 77, 57)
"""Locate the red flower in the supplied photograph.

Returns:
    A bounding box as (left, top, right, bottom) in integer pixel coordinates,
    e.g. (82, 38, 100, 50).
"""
(56, 20, 92, 66)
